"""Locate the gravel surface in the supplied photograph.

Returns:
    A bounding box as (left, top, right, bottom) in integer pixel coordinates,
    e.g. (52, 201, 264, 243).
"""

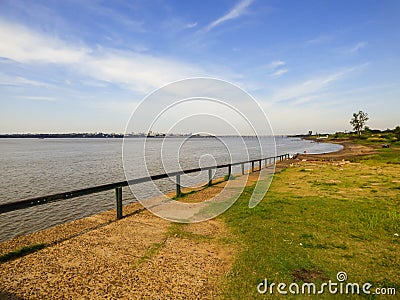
(0, 194, 235, 299)
(0, 161, 298, 299)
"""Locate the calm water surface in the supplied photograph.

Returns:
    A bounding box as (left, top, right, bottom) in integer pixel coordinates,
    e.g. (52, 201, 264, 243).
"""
(0, 137, 342, 241)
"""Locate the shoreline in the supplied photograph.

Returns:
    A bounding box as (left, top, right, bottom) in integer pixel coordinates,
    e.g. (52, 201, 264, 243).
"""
(0, 140, 353, 254)
(0, 162, 271, 256)
(1, 140, 384, 299)
(297, 138, 377, 161)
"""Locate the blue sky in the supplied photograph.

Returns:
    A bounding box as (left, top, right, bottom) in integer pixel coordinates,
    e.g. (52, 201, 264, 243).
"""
(0, 0, 399, 134)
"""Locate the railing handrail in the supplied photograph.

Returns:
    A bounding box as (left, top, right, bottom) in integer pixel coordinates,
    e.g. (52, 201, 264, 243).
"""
(0, 154, 290, 214)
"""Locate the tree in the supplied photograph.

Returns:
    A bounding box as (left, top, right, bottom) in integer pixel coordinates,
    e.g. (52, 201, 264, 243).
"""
(394, 126, 400, 140)
(350, 110, 369, 136)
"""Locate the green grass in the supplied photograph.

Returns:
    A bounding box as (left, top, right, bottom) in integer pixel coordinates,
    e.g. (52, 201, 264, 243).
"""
(173, 189, 198, 200)
(0, 243, 47, 263)
(220, 142, 400, 299)
(224, 174, 236, 181)
(132, 240, 166, 268)
(132, 222, 218, 269)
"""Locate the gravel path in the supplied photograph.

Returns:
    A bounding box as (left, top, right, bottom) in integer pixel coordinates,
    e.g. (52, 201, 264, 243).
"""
(0, 189, 236, 299)
(0, 161, 297, 299)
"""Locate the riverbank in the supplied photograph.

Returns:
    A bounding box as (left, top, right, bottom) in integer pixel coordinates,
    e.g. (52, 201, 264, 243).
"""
(1, 140, 399, 299)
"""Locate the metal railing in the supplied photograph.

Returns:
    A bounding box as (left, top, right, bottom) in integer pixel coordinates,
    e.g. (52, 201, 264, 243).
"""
(0, 154, 290, 218)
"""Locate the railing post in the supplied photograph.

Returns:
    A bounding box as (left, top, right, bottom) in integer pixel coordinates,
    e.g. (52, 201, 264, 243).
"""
(176, 175, 181, 197)
(208, 169, 212, 186)
(241, 163, 244, 175)
(259, 159, 261, 170)
(251, 161, 254, 172)
(228, 164, 232, 179)
(115, 187, 123, 219)
(264, 158, 267, 167)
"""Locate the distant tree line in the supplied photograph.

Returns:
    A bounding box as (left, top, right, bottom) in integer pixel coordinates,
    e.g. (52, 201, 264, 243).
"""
(0, 133, 124, 138)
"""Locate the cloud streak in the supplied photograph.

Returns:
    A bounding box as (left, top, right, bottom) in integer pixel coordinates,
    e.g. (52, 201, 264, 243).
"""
(348, 42, 367, 53)
(16, 96, 56, 102)
(269, 63, 369, 104)
(0, 19, 218, 94)
(82, 50, 204, 93)
(264, 60, 288, 77)
(0, 20, 89, 64)
(270, 68, 288, 77)
(0, 74, 50, 87)
(185, 22, 198, 29)
(205, 0, 254, 32)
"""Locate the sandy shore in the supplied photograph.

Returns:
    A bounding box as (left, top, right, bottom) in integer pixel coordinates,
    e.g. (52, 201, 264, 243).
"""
(297, 139, 377, 161)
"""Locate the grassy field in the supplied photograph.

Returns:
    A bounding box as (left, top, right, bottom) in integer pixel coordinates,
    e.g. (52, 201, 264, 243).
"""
(220, 139, 400, 299)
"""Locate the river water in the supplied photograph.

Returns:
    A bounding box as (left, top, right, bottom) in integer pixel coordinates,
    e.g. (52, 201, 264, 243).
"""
(0, 136, 342, 241)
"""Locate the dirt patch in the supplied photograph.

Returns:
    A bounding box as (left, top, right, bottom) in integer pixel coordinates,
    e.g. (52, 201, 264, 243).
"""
(177, 186, 225, 203)
(129, 236, 234, 299)
(186, 219, 227, 237)
(296, 141, 376, 161)
(291, 268, 329, 282)
(0, 202, 144, 257)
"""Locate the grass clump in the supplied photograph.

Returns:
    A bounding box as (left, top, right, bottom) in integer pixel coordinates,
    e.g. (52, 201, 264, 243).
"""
(0, 243, 46, 263)
(224, 174, 236, 181)
(132, 240, 166, 268)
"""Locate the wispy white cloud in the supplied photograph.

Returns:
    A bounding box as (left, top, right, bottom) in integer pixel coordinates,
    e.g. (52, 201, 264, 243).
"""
(16, 96, 56, 102)
(263, 60, 288, 77)
(0, 74, 50, 87)
(88, 98, 138, 114)
(185, 22, 198, 29)
(0, 20, 89, 64)
(82, 50, 205, 93)
(268, 60, 285, 69)
(205, 0, 254, 32)
(0, 19, 218, 94)
(347, 42, 367, 53)
(305, 35, 333, 45)
(270, 68, 288, 77)
(269, 63, 369, 104)
(77, 1, 147, 33)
